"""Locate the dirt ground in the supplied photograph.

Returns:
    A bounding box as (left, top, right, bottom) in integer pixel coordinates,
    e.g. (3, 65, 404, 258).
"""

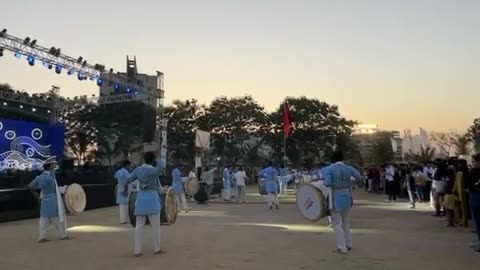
(0, 186, 478, 270)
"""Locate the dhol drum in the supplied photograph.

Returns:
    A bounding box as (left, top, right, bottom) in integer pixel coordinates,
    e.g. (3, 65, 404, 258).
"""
(38, 184, 86, 215)
(296, 183, 329, 222)
(64, 183, 87, 215)
(185, 176, 200, 197)
(128, 187, 178, 227)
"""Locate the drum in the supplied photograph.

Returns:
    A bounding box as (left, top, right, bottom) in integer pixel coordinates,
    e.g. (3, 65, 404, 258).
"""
(185, 177, 200, 196)
(128, 187, 178, 227)
(64, 183, 87, 215)
(296, 183, 328, 222)
(194, 182, 208, 203)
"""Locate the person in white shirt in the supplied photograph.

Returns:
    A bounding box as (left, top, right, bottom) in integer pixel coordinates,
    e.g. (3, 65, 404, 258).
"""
(384, 164, 397, 202)
(235, 167, 248, 203)
(201, 167, 216, 195)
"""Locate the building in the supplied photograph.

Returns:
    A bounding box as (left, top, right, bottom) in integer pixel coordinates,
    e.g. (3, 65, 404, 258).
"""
(352, 124, 403, 164)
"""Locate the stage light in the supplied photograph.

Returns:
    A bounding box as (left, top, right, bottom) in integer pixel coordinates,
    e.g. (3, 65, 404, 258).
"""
(96, 78, 103, 87)
(3, 102, 7, 106)
(126, 87, 131, 93)
(27, 55, 35, 66)
(114, 84, 120, 91)
(0, 29, 6, 37)
(55, 64, 62, 74)
(23, 37, 31, 45)
(32, 108, 36, 112)
(14, 51, 22, 58)
(20, 105, 23, 108)
(30, 39, 37, 47)
(134, 91, 139, 95)
(48, 64, 53, 70)
(0, 48, 4, 57)
(67, 68, 75, 75)
(43, 60, 49, 68)
(47, 110, 51, 113)
(82, 60, 87, 68)
(77, 72, 84, 81)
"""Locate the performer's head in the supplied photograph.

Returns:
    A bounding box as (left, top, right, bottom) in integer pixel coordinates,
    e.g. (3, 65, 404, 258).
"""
(472, 153, 480, 168)
(331, 151, 344, 163)
(144, 152, 156, 165)
(122, 160, 132, 169)
(43, 162, 55, 172)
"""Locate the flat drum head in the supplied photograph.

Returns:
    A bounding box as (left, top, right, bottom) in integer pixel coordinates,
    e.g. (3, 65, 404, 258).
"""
(64, 183, 87, 215)
(185, 177, 200, 196)
(164, 187, 178, 224)
(296, 184, 326, 222)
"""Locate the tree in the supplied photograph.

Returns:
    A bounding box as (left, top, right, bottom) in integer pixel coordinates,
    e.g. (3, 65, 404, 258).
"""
(469, 118, 480, 152)
(60, 102, 97, 165)
(451, 133, 471, 156)
(372, 132, 395, 165)
(163, 99, 203, 166)
(404, 146, 436, 163)
(429, 131, 455, 158)
(197, 96, 267, 166)
(264, 97, 355, 167)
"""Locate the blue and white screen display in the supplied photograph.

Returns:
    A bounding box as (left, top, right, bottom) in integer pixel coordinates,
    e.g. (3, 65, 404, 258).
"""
(0, 118, 64, 171)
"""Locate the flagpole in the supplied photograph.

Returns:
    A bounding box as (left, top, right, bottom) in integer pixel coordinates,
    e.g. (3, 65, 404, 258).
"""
(283, 134, 287, 167)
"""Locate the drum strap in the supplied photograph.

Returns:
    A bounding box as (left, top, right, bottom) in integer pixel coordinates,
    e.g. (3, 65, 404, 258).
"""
(54, 179, 66, 224)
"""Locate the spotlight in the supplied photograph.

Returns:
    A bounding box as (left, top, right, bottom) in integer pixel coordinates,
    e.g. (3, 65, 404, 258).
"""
(49, 47, 56, 55)
(27, 55, 35, 66)
(77, 72, 84, 81)
(55, 64, 62, 74)
(77, 56, 83, 64)
(82, 60, 87, 68)
(30, 39, 37, 47)
(1, 48, 5, 57)
(96, 78, 103, 87)
(114, 84, 120, 91)
(14, 51, 22, 58)
(43, 60, 49, 68)
(23, 37, 31, 45)
(126, 87, 131, 93)
(134, 91, 139, 95)
(0, 29, 6, 37)
(67, 68, 75, 75)
(32, 108, 36, 112)
(48, 64, 53, 70)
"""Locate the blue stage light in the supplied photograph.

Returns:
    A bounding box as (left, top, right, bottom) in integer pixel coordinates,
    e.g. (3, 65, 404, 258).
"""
(55, 64, 62, 74)
(96, 78, 103, 87)
(134, 91, 139, 95)
(77, 72, 84, 81)
(15, 51, 22, 58)
(67, 68, 75, 75)
(126, 87, 131, 93)
(43, 60, 49, 68)
(27, 55, 35, 66)
(114, 84, 120, 91)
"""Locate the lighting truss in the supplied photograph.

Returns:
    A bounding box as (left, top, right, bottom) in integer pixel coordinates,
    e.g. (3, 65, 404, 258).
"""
(0, 89, 53, 108)
(0, 30, 162, 101)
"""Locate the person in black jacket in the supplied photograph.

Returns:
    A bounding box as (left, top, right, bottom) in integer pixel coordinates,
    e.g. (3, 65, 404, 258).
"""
(468, 154, 480, 252)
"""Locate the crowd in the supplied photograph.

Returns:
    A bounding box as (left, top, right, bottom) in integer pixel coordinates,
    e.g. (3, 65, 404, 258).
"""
(364, 155, 480, 252)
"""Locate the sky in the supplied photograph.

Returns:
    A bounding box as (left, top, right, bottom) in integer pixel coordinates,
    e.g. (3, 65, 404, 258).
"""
(1, 0, 479, 132)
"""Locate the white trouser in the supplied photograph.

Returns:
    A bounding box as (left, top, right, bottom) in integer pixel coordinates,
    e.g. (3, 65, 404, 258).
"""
(134, 214, 161, 255)
(176, 192, 189, 210)
(222, 189, 231, 200)
(368, 179, 373, 192)
(39, 216, 67, 240)
(330, 209, 352, 252)
(237, 186, 246, 202)
(267, 192, 279, 207)
(119, 204, 128, 223)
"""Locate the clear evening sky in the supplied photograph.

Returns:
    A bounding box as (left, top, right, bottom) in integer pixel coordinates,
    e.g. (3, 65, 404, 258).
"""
(1, 0, 479, 132)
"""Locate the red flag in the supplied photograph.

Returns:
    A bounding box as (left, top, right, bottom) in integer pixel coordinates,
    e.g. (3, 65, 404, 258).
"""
(283, 102, 290, 138)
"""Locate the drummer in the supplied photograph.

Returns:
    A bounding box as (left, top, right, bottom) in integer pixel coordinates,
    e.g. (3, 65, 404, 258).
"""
(126, 152, 165, 257)
(259, 162, 279, 210)
(322, 151, 361, 254)
(28, 162, 68, 243)
(172, 164, 191, 212)
(114, 160, 132, 224)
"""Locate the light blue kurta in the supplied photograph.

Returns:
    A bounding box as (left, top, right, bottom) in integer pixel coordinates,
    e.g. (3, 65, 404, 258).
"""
(114, 168, 130, 205)
(259, 167, 279, 193)
(279, 168, 288, 187)
(127, 162, 163, 216)
(323, 162, 361, 212)
(29, 172, 59, 217)
(222, 168, 231, 190)
(171, 168, 184, 193)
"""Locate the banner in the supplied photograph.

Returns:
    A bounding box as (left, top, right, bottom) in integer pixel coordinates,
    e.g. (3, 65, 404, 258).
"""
(195, 130, 210, 149)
